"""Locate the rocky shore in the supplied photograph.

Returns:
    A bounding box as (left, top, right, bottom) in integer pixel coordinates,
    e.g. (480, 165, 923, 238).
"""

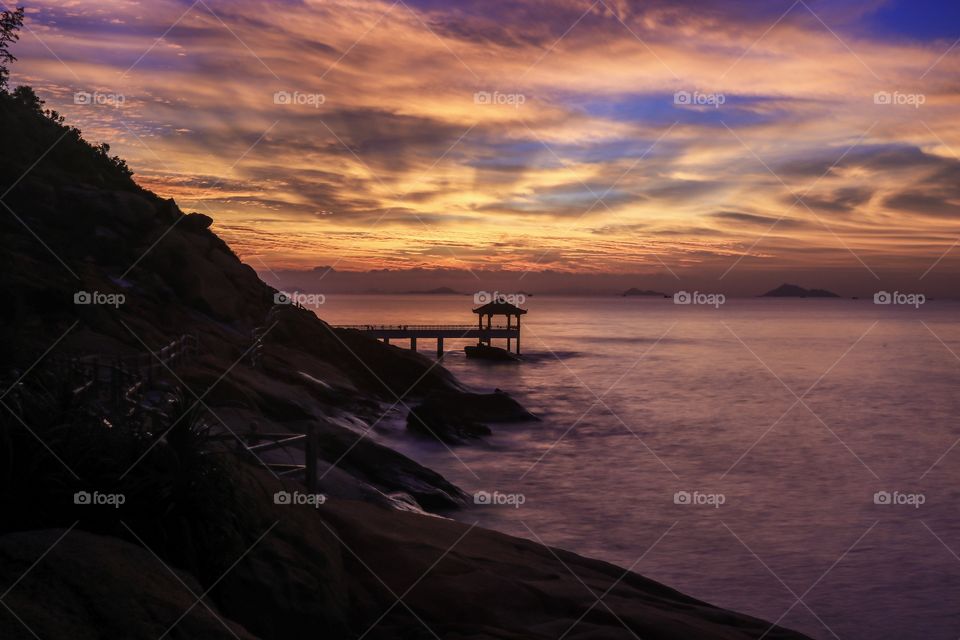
(0, 87, 811, 639)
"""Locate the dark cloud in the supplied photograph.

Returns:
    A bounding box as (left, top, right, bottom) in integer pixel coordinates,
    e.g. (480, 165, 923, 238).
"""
(711, 211, 809, 229)
(590, 222, 647, 235)
(642, 179, 725, 202)
(884, 192, 960, 217)
(879, 154, 960, 218)
(776, 144, 944, 178)
(796, 187, 873, 213)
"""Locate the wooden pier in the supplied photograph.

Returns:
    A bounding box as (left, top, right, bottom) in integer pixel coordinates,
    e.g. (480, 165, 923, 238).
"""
(334, 324, 520, 356)
(334, 298, 527, 356)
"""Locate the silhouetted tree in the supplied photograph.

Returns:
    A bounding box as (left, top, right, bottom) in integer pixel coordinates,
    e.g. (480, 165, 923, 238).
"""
(11, 83, 41, 111)
(0, 6, 24, 90)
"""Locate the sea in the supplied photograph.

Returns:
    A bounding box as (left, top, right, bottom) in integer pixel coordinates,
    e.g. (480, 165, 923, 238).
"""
(315, 294, 960, 640)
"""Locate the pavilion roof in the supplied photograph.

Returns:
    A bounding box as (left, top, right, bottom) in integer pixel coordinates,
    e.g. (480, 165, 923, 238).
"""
(472, 301, 527, 315)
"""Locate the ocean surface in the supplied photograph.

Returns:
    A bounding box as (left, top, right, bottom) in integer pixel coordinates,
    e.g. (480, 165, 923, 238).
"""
(315, 294, 960, 640)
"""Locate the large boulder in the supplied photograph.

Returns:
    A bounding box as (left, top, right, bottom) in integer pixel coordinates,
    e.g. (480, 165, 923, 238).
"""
(407, 389, 537, 444)
(0, 529, 256, 640)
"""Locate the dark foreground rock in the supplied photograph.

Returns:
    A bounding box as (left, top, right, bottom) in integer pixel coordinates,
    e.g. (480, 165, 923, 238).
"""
(0, 464, 814, 640)
(0, 529, 258, 640)
(407, 389, 537, 443)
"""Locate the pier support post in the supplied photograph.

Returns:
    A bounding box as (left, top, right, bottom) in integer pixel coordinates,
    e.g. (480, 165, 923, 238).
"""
(411, 337, 417, 352)
(383, 337, 390, 345)
(507, 315, 512, 351)
(516, 315, 521, 354)
(437, 337, 443, 358)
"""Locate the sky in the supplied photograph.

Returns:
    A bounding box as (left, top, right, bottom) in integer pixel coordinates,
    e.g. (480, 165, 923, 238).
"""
(7, 0, 960, 295)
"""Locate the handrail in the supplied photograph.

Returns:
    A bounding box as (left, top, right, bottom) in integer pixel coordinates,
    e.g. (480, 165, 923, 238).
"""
(334, 324, 512, 330)
(52, 333, 200, 399)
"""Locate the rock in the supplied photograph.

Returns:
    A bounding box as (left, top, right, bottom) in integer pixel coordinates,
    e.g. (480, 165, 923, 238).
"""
(407, 403, 492, 443)
(313, 492, 815, 640)
(181, 211, 214, 231)
(464, 343, 519, 361)
(407, 389, 537, 444)
(0, 529, 257, 640)
(313, 422, 468, 509)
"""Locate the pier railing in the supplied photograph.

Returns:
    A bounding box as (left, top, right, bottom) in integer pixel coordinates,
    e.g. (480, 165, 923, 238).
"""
(333, 323, 520, 356)
(335, 324, 510, 331)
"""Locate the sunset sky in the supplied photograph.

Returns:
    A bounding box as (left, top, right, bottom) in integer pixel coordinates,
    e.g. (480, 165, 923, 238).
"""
(9, 0, 960, 294)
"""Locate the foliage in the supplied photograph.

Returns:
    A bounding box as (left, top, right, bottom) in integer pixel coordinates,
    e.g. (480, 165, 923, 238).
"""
(0, 85, 136, 189)
(0, 365, 252, 583)
(0, 10, 134, 185)
(0, 6, 24, 90)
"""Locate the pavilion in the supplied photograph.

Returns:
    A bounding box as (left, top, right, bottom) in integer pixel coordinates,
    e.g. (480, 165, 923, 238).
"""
(472, 300, 527, 354)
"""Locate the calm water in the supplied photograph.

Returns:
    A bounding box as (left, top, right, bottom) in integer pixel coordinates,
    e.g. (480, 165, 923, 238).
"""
(317, 295, 960, 640)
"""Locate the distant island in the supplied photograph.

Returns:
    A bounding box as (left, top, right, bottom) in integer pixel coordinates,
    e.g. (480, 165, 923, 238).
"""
(761, 283, 840, 298)
(622, 288, 666, 297)
(404, 286, 460, 294)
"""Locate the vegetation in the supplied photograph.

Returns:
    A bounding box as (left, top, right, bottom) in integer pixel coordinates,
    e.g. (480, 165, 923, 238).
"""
(1, 85, 134, 183)
(0, 364, 258, 583)
(0, 6, 23, 90)
(0, 7, 133, 187)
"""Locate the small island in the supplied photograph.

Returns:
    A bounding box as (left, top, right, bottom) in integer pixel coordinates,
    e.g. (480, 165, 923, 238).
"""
(404, 286, 460, 295)
(622, 287, 666, 297)
(760, 283, 840, 298)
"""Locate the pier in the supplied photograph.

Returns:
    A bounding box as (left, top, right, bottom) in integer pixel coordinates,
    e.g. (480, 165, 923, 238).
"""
(335, 299, 527, 356)
(333, 324, 519, 356)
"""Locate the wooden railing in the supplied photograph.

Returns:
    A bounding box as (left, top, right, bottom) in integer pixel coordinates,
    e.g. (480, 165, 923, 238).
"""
(235, 426, 318, 491)
(55, 334, 199, 404)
